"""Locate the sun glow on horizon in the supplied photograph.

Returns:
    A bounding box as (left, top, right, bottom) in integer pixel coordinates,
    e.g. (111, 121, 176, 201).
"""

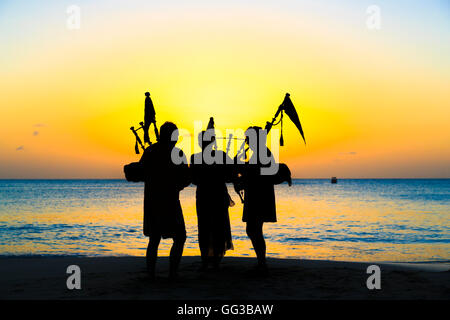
(0, 1, 449, 178)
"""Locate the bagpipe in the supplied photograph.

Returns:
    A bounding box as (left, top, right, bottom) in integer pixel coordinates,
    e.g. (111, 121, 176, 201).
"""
(130, 92, 160, 155)
(130, 121, 146, 154)
(235, 92, 305, 162)
(208, 93, 305, 203)
(124, 92, 160, 182)
(124, 92, 306, 189)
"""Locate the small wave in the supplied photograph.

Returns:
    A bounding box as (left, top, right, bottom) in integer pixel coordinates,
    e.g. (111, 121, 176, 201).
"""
(284, 237, 323, 243)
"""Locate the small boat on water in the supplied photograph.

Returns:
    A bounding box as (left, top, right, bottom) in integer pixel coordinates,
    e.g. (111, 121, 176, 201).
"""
(331, 177, 338, 184)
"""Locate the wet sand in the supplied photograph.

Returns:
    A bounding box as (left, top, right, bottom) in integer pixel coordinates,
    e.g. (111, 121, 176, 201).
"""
(0, 256, 449, 300)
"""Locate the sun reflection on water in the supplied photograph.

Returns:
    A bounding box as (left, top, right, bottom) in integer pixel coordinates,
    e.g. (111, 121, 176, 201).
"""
(0, 179, 448, 262)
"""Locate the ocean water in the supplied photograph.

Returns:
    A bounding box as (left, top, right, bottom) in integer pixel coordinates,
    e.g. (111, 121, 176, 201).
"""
(0, 179, 449, 262)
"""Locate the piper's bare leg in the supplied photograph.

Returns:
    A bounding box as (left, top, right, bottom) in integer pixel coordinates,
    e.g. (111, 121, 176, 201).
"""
(246, 220, 267, 268)
(146, 235, 161, 280)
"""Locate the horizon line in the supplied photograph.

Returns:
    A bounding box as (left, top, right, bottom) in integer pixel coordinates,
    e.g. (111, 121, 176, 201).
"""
(0, 177, 449, 180)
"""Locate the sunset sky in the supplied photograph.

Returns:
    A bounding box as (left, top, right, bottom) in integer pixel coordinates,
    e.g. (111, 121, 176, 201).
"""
(0, 0, 449, 178)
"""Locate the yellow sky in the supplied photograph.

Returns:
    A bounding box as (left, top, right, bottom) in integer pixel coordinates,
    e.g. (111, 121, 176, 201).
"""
(0, 2, 449, 178)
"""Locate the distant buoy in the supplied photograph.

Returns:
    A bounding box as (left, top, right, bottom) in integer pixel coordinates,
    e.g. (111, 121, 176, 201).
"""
(331, 177, 338, 184)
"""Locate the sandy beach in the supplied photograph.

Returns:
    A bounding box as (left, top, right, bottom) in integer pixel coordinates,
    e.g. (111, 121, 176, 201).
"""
(0, 256, 449, 300)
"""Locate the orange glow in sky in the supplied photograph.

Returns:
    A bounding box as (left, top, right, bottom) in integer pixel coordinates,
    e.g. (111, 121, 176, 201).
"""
(0, 1, 449, 178)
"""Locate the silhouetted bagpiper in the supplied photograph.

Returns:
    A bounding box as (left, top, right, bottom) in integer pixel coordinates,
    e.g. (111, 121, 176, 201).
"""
(190, 122, 236, 271)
